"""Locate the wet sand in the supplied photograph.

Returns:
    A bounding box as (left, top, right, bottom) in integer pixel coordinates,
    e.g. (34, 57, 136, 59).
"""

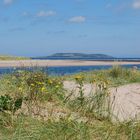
(0, 60, 140, 67)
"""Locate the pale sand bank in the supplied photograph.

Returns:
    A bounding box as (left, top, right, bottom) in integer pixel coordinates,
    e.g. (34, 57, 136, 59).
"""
(0, 60, 140, 67)
(64, 81, 140, 122)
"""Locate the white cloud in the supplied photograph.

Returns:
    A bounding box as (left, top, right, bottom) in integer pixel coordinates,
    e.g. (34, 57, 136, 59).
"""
(4, 0, 13, 5)
(68, 16, 86, 23)
(36, 10, 56, 17)
(132, 0, 140, 9)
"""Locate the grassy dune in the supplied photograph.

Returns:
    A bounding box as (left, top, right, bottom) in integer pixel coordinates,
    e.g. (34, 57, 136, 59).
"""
(0, 67, 140, 140)
(65, 66, 140, 87)
(0, 55, 30, 60)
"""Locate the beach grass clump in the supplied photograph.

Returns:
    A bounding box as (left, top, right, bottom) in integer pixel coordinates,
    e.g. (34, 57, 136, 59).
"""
(67, 66, 140, 87)
(109, 66, 125, 78)
(66, 74, 112, 121)
(108, 66, 140, 84)
(108, 66, 137, 79)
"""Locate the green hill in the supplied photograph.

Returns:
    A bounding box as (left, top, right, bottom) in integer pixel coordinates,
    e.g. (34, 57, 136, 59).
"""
(33, 53, 114, 60)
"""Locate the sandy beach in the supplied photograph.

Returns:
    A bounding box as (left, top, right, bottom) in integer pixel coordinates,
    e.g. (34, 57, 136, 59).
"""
(0, 60, 140, 67)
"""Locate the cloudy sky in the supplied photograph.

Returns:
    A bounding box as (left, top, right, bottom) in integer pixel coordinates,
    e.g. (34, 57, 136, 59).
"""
(0, 0, 140, 57)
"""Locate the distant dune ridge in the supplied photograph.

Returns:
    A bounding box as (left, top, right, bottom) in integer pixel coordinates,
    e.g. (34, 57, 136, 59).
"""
(0, 55, 29, 60)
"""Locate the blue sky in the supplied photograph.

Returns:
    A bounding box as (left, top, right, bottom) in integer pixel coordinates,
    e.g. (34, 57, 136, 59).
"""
(0, 0, 140, 57)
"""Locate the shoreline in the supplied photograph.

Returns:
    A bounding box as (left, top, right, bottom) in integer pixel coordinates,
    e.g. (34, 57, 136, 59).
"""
(0, 60, 140, 68)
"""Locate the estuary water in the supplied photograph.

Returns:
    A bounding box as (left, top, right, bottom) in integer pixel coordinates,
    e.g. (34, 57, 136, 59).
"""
(0, 64, 140, 75)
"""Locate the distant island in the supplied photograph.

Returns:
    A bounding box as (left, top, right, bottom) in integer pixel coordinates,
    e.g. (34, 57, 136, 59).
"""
(32, 53, 115, 60)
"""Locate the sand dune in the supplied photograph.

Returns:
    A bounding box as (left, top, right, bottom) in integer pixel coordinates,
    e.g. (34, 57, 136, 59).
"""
(64, 81, 140, 122)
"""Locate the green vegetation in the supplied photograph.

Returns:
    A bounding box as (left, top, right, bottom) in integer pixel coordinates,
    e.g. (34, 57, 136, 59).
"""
(0, 67, 140, 140)
(66, 66, 140, 87)
(0, 55, 30, 60)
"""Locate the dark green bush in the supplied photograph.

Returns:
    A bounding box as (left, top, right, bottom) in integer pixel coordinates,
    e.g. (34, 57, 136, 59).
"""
(0, 95, 22, 113)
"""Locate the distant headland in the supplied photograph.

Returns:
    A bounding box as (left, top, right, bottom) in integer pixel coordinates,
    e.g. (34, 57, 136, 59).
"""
(32, 53, 114, 60)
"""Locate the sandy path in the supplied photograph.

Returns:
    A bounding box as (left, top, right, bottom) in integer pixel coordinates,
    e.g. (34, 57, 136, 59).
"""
(64, 81, 140, 122)
(0, 60, 140, 67)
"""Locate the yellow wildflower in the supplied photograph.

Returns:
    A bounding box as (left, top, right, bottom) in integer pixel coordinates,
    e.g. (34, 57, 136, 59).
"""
(48, 80, 53, 84)
(18, 87, 23, 92)
(41, 87, 47, 92)
(103, 82, 107, 89)
(31, 84, 34, 87)
(55, 85, 59, 89)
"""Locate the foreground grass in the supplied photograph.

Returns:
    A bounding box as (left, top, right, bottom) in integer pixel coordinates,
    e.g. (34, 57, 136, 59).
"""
(0, 67, 140, 140)
(1, 114, 140, 140)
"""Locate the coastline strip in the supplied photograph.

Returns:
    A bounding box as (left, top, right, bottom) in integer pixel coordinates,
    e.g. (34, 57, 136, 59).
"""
(0, 60, 140, 68)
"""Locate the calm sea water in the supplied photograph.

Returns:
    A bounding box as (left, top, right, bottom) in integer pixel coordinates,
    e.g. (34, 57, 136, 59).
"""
(0, 64, 140, 76)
